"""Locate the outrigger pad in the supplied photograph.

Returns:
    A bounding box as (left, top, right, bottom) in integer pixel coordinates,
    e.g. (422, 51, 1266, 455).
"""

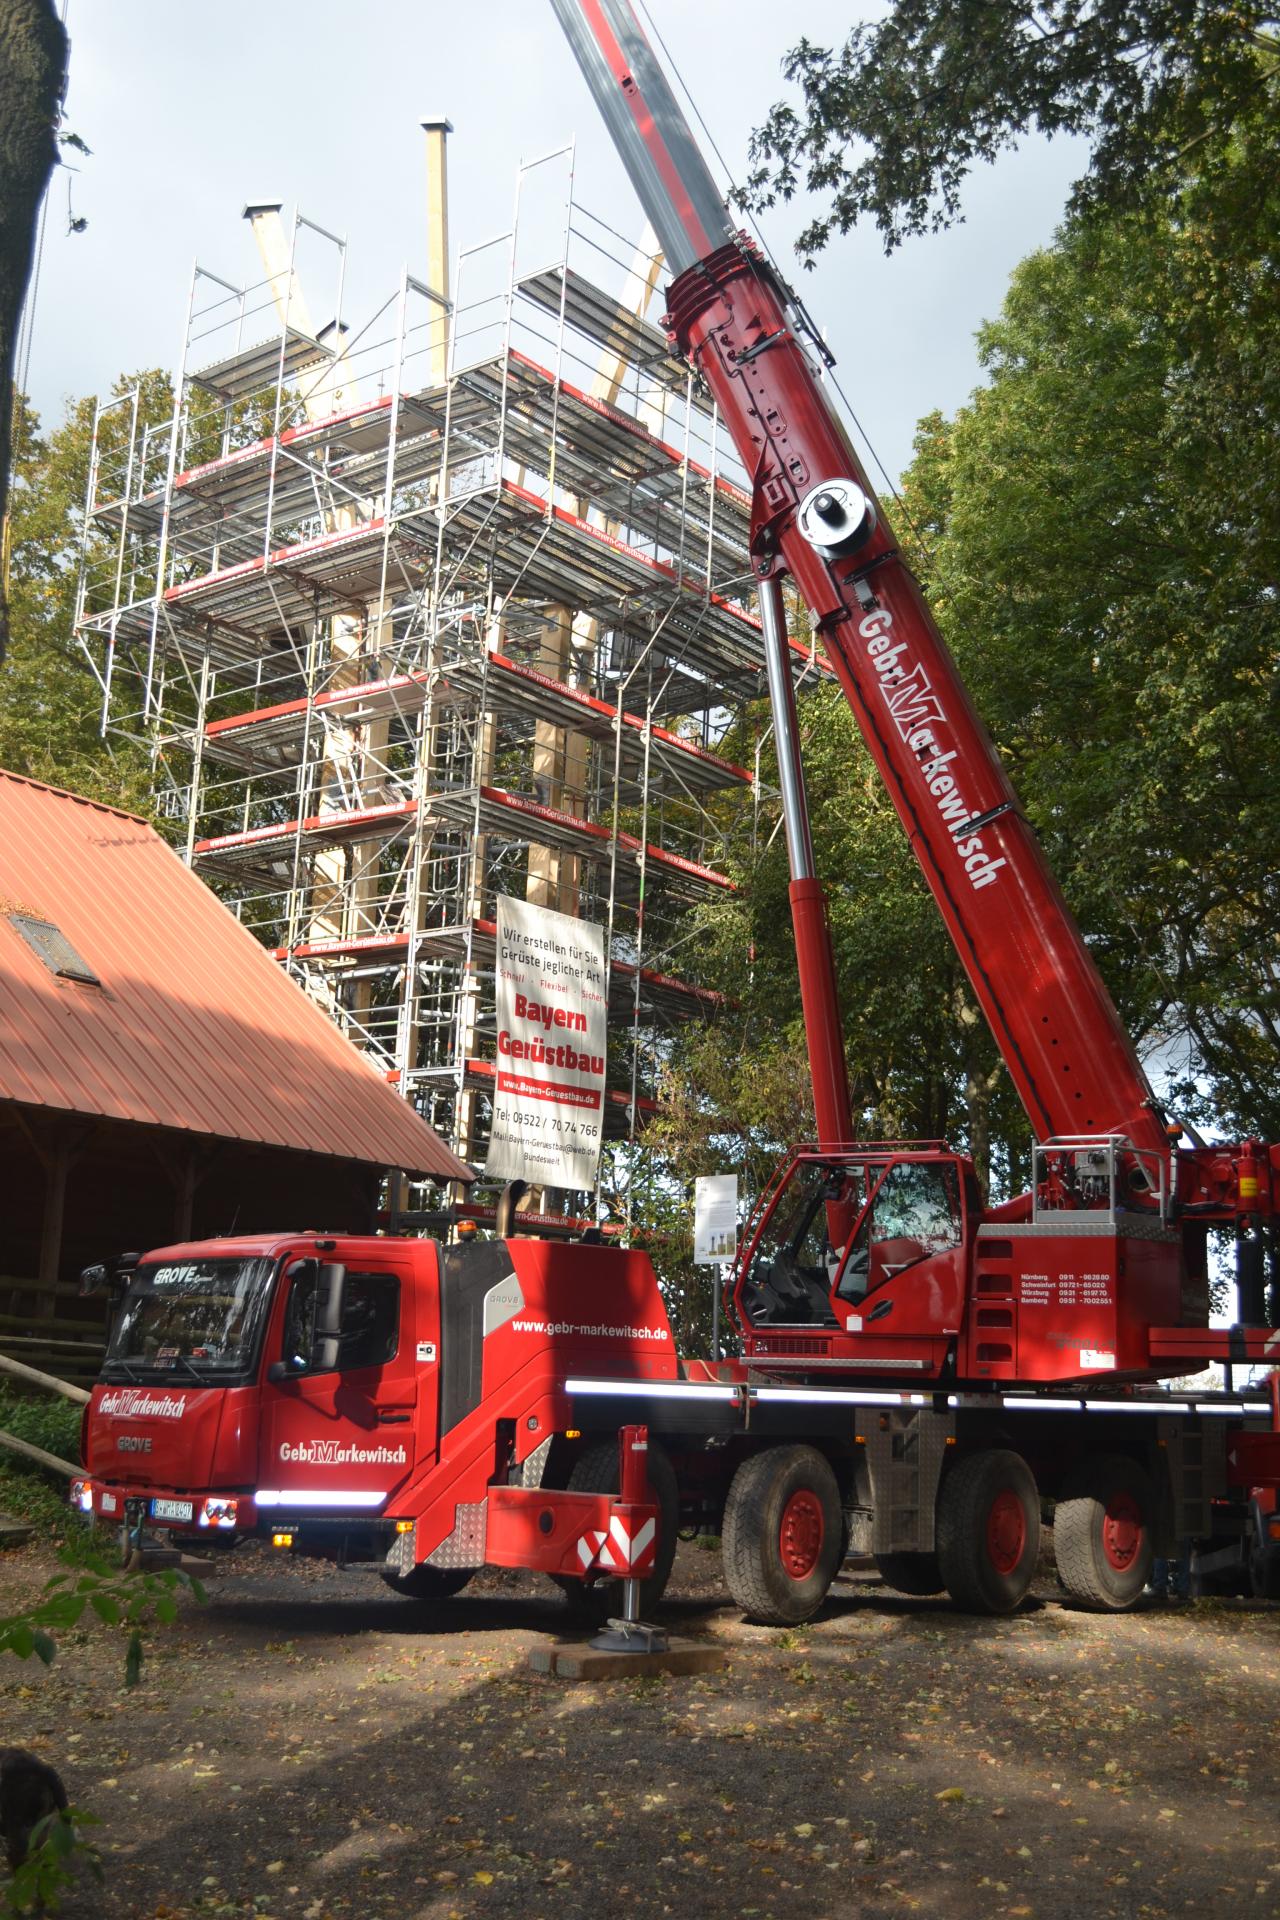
(527, 1636, 727, 1681)
(589, 1616, 669, 1655)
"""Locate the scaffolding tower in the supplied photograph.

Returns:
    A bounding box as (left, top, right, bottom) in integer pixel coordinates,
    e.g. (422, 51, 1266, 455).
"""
(73, 146, 828, 1229)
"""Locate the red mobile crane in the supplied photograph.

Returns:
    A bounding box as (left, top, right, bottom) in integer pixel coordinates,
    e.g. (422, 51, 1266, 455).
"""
(72, 2, 1280, 1628)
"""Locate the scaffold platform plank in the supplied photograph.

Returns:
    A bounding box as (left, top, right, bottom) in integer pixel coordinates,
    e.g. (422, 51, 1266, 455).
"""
(189, 326, 333, 401)
(194, 780, 731, 900)
(151, 519, 436, 659)
(517, 267, 710, 415)
(92, 390, 446, 555)
(197, 662, 750, 794)
(199, 650, 752, 793)
(456, 350, 750, 584)
(193, 796, 419, 871)
(269, 917, 724, 1024)
(96, 345, 745, 591)
(445, 479, 772, 694)
(429, 784, 735, 903)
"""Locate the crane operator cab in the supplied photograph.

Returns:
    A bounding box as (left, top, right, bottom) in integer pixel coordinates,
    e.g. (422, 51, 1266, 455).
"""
(734, 1147, 975, 1376)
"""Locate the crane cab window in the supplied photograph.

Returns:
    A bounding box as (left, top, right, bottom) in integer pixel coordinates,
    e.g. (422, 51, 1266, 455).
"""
(738, 1162, 865, 1327)
(281, 1269, 401, 1372)
(837, 1162, 962, 1303)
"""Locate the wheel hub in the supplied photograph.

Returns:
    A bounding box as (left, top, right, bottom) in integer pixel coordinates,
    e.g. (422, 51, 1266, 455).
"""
(1101, 1490, 1142, 1571)
(986, 1488, 1026, 1575)
(779, 1488, 824, 1580)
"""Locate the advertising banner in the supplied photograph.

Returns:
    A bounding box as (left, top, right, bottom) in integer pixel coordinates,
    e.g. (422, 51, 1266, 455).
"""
(484, 894, 608, 1191)
(694, 1174, 739, 1264)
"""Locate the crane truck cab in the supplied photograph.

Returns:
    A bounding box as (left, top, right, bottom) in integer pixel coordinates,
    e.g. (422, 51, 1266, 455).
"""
(734, 1145, 971, 1380)
(733, 1136, 1195, 1388)
(75, 1229, 676, 1597)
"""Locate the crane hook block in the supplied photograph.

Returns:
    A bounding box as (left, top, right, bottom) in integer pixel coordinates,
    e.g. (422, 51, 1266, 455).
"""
(796, 478, 876, 560)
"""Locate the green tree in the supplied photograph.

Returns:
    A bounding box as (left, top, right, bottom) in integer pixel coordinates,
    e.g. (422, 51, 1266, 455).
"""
(1, 373, 174, 812)
(651, 84, 1279, 1225)
(747, 1, 1278, 256)
(893, 91, 1280, 1140)
(648, 675, 1026, 1207)
(0, 0, 68, 656)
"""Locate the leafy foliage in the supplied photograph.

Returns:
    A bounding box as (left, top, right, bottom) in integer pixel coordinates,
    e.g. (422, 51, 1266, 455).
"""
(0, 1542, 206, 1683)
(0, 1391, 204, 1696)
(645, 673, 1026, 1214)
(0, 1387, 83, 1538)
(652, 80, 1280, 1224)
(894, 87, 1280, 1140)
(747, 1, 1278, 256)
(2, 1806, 101, 1919)
(0, 1386, 81, 1464)
(1, 378, 172, 812)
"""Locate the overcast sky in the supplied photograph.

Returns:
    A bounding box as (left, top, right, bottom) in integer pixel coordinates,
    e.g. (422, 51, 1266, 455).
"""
(26, 0, 1084, 488)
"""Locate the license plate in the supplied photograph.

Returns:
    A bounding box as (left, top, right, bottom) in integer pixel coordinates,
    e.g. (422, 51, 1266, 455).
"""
(150, 1498, 194, 1523)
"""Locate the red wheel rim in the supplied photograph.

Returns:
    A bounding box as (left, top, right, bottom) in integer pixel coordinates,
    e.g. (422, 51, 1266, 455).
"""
(986, 1488, 1027, 1575)
(1101, 1490, 1142, 1571)
(779, 1488, 825, 1580)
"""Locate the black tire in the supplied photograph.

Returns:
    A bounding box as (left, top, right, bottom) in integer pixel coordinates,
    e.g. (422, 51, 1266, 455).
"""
(553, 1438, 679, 1622)
(1250, 1545, 1280, 1600)
(1054, 1453, 1154, 1612)
(875, 1551, 945, 1596)
(380, 1563, 472, 1602)
(722, 1445, 843, 1626)
(936, 1448, 1040, 1616)
(1249, 1501, 1280, 1600)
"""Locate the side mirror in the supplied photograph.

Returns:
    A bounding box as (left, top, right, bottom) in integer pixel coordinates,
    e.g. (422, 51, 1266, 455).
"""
(266, 1356, 307, 1383)
(82, 1255, 137, 1316)
(307, 1261, 346, 1373)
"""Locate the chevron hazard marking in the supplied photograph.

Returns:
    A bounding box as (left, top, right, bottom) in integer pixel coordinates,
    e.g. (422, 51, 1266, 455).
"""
(575, 1516, 656, 1574)
(609, 1514, 656, 1567)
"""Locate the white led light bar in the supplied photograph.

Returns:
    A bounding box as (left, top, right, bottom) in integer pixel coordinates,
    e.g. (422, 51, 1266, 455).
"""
(752, 1387, 911, 1408)
(254, 1489, 388, 1508)
(564, 1377, 738, 1401)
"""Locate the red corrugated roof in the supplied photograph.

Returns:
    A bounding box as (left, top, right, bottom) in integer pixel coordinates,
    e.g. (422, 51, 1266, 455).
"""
(0, 770, 472, 1182)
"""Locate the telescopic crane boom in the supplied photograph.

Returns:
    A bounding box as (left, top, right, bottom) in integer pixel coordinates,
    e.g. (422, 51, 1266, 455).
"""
(552, 0, 1279, 1262)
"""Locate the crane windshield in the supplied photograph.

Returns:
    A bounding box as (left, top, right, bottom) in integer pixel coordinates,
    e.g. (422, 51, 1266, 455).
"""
(834, 1162, 963, 1303)
(103, 1257, 275, 1384)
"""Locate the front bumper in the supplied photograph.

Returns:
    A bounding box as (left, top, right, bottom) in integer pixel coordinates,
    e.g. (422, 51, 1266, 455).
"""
(70, 1478, 251, 1533)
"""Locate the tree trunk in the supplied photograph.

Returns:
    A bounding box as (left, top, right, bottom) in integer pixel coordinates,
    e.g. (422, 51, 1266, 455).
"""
(0, 0, 68, 661)
(955, 985, 1001, 1200)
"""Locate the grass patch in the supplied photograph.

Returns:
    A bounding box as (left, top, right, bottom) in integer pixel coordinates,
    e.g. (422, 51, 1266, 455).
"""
(0, 1386, 83, 1538)
(0, 1386, 83, 1460)
(0, 1460, 76, 1537)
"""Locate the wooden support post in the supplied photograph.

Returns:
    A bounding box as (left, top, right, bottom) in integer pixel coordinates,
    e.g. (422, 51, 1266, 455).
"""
(37, 1127, 70, 1319)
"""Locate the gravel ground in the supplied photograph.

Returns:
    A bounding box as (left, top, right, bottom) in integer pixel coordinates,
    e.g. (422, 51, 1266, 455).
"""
(3, 1532, 1280, 1920)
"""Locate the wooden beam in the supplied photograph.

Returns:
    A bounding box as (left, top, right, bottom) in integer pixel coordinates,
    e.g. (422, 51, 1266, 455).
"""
(36, 1124, 70, 1316)
(0, 1428, 77, 1477)
(0, 1350, 91, 1404)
